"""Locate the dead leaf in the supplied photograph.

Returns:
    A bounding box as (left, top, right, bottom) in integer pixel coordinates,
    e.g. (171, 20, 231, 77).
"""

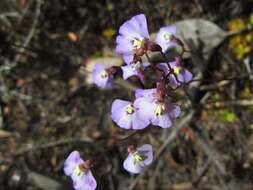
(175, 19, 227, 59)
(29, 171, 63, 190)
(0, 129, 13, 138)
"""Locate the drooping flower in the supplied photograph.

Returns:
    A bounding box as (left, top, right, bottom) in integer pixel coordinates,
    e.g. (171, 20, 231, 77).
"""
(92, 63, 114, 89)
(134, 88, 181, 128)
(111, 99, 150, 130)
(121, 61, 144, 81)
(157, 61, 192, 88)
(123, 144, 153, 174)
(156, 25, 177, 53)
(64, 151, 97, 190)
(116, 14, 150, 64)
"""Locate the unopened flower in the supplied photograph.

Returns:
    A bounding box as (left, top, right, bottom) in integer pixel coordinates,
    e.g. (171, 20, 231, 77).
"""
(64, 151, 97, 190)
(123, 144, 153, 174)
(134, 88, 181, 128)
(116, 14, 150, 64)
(157, 62, 192, 88)
(92, 63, 113, 89)
(156, 25, 176, 53)
(111, 99, 150, 130)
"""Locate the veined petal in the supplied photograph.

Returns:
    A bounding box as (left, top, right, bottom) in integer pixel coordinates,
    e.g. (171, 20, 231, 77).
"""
(135, 88, 156, 99)
(137, 144, 153, 165)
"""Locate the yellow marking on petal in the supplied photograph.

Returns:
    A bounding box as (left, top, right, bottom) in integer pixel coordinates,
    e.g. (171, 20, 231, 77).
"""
(133, 152, 144, 165)
(100, 70, 108, 78)
(133, 39, 142, 49)
(154, 104, 165, 116)
(163, 33, 172, 41)
(126, 104, 134, 114)
(174, 66, 181, 75)
(74, 166, 83, 177)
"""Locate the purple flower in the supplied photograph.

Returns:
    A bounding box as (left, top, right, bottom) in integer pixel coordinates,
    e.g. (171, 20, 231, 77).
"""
(92, 63, 113, 89)
(111, 99, 150, 130)
(121, 62, 144, 81)
(116, 14, 150, 64)
(157, 62, 192, 88)
(156, 25, 176, 53)
(123, 144, 153, 174)
(134, 88, 181, 128)
(64, 151, 97, 190)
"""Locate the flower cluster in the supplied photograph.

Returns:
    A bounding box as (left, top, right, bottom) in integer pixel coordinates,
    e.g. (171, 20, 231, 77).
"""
(65, 14, 193, 190)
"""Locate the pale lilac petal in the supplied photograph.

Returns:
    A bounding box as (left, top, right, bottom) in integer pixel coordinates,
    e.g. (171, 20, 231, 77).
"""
(123, 154, 143, 174)
(73, 171, 97, 190)
(123, 54, 133, 64)
(167, 103, 181, 119)
(156, 63, 169, 76)
(119, 22, 142, 40)
(135, 88, 156, 99)
(168, 75, 179, 88)
(132, 14, 149, 38)
(116, 36, 132, 54)
(131, 113, 150, 130)
(137, 144, 153, 165)
(111, 99, 150, 130)
(156, 25, 177, 53)
(169, 61, 177, 68)
(64, 151, 83, 176)
(151, 114, 172, 128)
(178, 69, 193, 83)
(111, 99, 131, 129)
(121, 64, 140, 80)
(134, 97, 155, 120)
(92, 64, 113, 89)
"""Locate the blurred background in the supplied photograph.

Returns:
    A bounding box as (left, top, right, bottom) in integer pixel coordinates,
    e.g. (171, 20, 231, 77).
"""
(1, 0, 253, 189)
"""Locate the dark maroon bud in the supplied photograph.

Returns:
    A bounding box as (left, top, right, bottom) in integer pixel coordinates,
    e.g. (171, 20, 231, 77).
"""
(175, 56, 183, 66)
(127, 145, 136, 153)
(132, 54, 142, 63)
(144, 40, 162, 52)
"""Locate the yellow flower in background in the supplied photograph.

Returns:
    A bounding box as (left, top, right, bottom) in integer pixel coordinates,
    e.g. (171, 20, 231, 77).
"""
(102, 28, 116, 40)
(250, 13, 253, 26)
(228, 16, 253, 60)
(228, 18, 245, 31)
